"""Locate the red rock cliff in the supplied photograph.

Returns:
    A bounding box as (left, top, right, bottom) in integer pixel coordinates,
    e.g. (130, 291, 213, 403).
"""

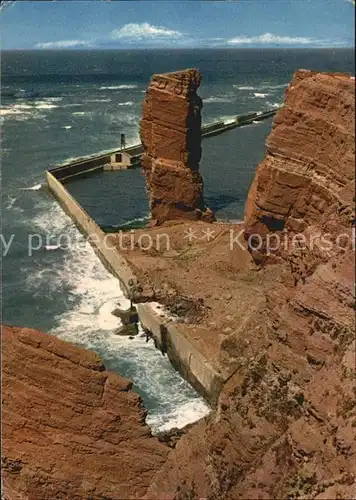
(139, 69, 214, 225)
(244, 70, 355, 268)
(2, 326, 169, 500)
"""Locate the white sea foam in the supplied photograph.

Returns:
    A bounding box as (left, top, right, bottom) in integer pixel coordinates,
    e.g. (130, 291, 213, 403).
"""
(234, 85, 255, 90)
(223, 118, 237, 125)
(61, 125, 72, 130)
(204, 96, 233, 104)
(72, 111, 93, 117)
(234, 83, 287, 91)
(29, 202, 210, 433)
(4, 195, 23, 214)
(1, 104, 33, 118)
(253, 92, 269, 98)
(1, 100, 58, 121)
(20, 183, 42, 191)
(266, 101, 281, 109)
(99, 84, 138, 90)
(147, 399, 209, 432)
(219, 114, 236, 123)
(262, 83, 288, 90)
(42, 97, 63, 103)
(5, 196, 17, 210)
(33, 101, 59, 110)
(117, 101, 134, 106)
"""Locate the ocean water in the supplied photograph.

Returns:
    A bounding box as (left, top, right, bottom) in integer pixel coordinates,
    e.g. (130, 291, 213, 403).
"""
(1, 49, 354, 432)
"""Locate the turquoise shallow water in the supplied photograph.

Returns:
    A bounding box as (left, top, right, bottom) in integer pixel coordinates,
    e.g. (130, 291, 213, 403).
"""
(2, 48, 354, 432)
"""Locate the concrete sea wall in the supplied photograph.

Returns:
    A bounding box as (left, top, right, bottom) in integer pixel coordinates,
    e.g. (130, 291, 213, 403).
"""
(45, 171, 136, 291)
(136, 304, 226, 404)
(45, 170, 227, 405)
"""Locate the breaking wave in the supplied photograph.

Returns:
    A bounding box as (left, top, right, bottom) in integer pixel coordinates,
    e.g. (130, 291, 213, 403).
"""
(266, 101, 281, 109)
(5, 196, 17, 210)
(20, 183, 42, 191)
(42, 97, 63, 103)
(72, 111, 93, 117)
(1, 99, 60, 121)
(223, 118, 237, 125)
(99, 85, 138, 90)
(234, 82, 288, 91)
(204, 96, 233, 104)
(26, 202, 210, 433)
(234, 85, 255, 90)
(33, 100, 59, 110)
(117, 101, 134, 107)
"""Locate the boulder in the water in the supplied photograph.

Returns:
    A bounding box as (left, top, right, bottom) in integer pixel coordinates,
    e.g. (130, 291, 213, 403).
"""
(112, 306, 139, 325)
(115, 324, 139, 336)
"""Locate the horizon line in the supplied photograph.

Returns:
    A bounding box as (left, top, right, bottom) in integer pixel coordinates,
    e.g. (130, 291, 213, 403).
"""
(2, 46, 355, 52)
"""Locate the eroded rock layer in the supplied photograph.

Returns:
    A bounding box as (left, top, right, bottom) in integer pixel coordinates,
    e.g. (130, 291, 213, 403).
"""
(140, 69, 214, 224)
(244, 70, 355, 267)
(2, 326, 169, 500)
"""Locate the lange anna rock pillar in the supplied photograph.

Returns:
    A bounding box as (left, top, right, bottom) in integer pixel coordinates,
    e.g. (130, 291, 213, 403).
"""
(139, 69, 214, 225)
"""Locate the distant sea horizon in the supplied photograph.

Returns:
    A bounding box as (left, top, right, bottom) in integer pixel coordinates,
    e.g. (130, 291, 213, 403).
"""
(2, 46, 354, 51)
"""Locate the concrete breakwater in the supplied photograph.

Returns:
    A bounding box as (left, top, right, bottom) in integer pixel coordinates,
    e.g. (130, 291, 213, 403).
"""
(45, 169, 228, 405)
(49, 144, 143, 182)
(48, 107, 279, 183)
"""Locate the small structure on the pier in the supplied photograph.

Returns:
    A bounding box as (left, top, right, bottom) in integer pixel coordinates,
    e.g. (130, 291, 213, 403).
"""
(104, 151, 132, 170)
(104, 134, 132, 170)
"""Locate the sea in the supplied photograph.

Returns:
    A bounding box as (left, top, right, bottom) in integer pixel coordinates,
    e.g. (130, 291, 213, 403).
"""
(1, 49, 354, 433)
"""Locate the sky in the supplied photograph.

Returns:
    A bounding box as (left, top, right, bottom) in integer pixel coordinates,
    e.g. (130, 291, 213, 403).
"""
(1, 0, 355, 50)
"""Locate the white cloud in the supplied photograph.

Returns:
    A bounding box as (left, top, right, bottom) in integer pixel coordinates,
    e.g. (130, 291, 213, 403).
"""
(35, 40, 91, 49)
(227, 32, 315, 45)
(111, 23, 182, 40)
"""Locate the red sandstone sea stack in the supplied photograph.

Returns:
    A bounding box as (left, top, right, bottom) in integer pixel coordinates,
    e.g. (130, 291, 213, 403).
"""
(139, 69, 214, 225)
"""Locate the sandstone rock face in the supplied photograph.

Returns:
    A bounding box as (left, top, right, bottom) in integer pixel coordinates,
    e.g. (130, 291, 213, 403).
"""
(144, 71, 355, 499)
(140, 69, 214, 224)
(2, 326, 169, 500)
(244, 70, 355, 266)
